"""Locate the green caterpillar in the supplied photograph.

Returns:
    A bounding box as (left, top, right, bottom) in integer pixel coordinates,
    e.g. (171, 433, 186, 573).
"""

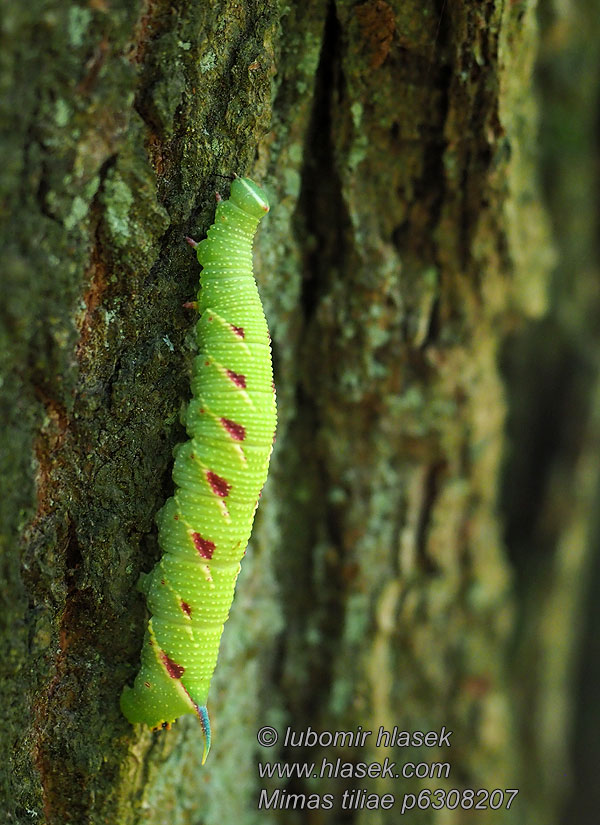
(120, 177, 276, 763)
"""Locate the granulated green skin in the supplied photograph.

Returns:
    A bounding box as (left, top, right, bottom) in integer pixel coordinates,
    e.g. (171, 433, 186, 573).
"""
(120, 178, 276, 760)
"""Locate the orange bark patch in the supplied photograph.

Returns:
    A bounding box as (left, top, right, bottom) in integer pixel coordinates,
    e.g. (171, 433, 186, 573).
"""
(355, 0, 396, 69)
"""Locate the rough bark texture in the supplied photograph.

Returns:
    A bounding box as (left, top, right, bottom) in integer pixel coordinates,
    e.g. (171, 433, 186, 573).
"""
(1, 1, 597, 824)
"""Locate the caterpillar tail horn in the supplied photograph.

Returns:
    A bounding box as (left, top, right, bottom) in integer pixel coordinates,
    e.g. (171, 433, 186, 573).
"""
(199, 705, 211, 765)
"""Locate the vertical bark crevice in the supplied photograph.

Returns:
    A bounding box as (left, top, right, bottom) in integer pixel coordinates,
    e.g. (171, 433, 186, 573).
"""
(275, 3, 352, 786)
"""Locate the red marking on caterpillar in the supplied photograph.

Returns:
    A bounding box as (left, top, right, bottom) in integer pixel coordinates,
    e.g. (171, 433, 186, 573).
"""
(191, 532, 216, 559)
(206, 471, 231, 498)
(160, 652, 185, 679)
(220, 417, 246, 441)
(181, 601, 192, 617)
(161, 579, 165, 585)
(231, 325, 245, 338)
(226, 369, 246, 389)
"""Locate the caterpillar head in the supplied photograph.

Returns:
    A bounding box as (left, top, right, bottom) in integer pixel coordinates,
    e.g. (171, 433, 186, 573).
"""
(230, 177, 270, 218)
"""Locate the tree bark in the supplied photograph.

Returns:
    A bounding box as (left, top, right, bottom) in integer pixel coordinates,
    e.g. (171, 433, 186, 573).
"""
(1, 1, 597, 823)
